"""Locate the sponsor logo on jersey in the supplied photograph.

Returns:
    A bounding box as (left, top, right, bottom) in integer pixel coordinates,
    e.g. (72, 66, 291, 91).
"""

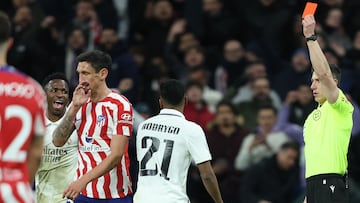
(85, 136, 94, 143)
(0, 82, 35, 99)
(79, 144, 110, 152)
(121, 113, 132, 121)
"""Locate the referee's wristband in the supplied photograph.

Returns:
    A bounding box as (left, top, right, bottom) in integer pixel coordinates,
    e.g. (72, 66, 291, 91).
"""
(306, 34, 317, 42)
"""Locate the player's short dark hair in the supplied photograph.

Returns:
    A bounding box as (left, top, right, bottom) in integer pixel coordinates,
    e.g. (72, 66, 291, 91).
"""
(42, 72, 69, 88)
(77, 50, 112, 72)
(0, 11, 11, 44)
(160, 79, 185, 106)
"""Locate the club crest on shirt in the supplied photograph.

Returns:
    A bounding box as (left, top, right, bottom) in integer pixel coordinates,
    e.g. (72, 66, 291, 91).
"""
(313, 109, 321, 121)
(97, 114, 106, 127)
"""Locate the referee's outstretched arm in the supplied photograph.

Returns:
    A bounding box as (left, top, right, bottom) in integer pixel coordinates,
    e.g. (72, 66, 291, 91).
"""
(302, 15, 339, 104)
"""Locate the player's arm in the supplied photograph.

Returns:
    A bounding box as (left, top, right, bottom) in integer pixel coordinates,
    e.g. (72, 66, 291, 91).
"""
(63, 134, 129, 200)
(53, 84, 89, 146)
(197, 161, 224, 203)
(27, 134, 43, 183)
(303, 15, 338, 103)
(52, 104, 77, 147)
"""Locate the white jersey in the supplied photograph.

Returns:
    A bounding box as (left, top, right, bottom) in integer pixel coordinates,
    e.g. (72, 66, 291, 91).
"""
(134, 109, 212, 203)
(35, 116, 78, 203)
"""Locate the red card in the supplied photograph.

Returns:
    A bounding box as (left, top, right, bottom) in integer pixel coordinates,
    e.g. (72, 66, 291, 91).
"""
(302, 2, 318, 19)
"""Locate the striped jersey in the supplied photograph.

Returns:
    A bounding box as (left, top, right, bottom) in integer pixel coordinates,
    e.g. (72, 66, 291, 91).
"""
(134, 109, 212, 203)
(0, 66, 46, 203)
(74, 91, 133, 199)
(36, 115, 78, 203)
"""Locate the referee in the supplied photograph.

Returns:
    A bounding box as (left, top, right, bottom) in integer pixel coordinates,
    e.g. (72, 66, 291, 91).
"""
(302, 15, 354, 203)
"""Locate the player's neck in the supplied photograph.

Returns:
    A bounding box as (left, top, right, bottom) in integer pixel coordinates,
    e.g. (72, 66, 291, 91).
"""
(47, 111, 66, 122)
(90, 85, 111, 103)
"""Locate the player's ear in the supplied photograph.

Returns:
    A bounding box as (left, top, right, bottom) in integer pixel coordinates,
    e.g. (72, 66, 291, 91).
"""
(99, 68, 108, 81)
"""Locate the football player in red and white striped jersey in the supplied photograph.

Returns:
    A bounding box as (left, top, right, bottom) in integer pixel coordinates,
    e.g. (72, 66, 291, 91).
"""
(53, 50, 133, 203)
(0, 11, 46, 203)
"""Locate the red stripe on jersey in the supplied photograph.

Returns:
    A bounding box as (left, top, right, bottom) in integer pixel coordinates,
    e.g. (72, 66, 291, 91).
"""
(98, 151, 112, 198)
(12, 185, 25, 203)
(86, 151, 98, 197)
(91, 176, 99, 198)
(99, 105, 110, 143)
(88, 102, 97, 139)
(78, 152, 88, 197)
(0, 182, 34, 203)
(77, 102, 88, 145)
(116, 162, 125, 198)
(111, 100, 133, 137)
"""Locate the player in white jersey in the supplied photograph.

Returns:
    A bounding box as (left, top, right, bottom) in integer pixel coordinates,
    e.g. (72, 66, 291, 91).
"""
(0, 11, 46, 203)
(52, 50, 133, 203)
(35, 73, 78, 203)
(134, 79, 224, 203)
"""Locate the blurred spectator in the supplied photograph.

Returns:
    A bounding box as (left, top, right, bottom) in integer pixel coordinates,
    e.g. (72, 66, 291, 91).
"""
(183, 80, 214, 130)
(63, 27, 89, 91)
(98, 27, 139, 103)
(236, 76, 281, 131)
(200, 0, 241, 50)
(236, 0, 295, 75)
(207, 101, 249, 203)
(139, 56, 170, 114)
(187, 66, 223, 113)
(214, 39, 249, 93)
(228, 61, 281, 110)
(239, 141, 300, 203)
(234, 105, 291, 171)
(134, 0, 175, 57)
(112, 0, 129, 40)
(282, 84, 317, 126)
(37, 15, 65, 73)
(93, 0, 118, 32)
(7, 5, 49, 82)
(322, 7, 351, 58)
(272, 48, 312, 100)
(63, 0, 101, 50)
(164, 19, 202, 79)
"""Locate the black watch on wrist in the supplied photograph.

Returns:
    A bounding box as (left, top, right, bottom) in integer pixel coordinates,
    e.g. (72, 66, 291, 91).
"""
(306, 34, 317, 42)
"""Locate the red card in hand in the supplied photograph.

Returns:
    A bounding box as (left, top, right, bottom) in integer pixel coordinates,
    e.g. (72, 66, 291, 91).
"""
(302, 2, 318, 19)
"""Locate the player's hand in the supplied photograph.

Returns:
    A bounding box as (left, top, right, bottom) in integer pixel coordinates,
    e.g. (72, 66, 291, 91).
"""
(302, 15, 316, 38)
(72, 82, 91, 108)
(63, 178, 87, 200)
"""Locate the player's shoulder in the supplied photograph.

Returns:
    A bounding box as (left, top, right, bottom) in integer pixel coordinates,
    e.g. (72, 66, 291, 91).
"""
(0, 66, 45, 98)
(107, 90, 132, 105)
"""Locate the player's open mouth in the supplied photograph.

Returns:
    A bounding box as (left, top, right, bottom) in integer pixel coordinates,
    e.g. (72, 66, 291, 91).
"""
(53, 100, 64, 110)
